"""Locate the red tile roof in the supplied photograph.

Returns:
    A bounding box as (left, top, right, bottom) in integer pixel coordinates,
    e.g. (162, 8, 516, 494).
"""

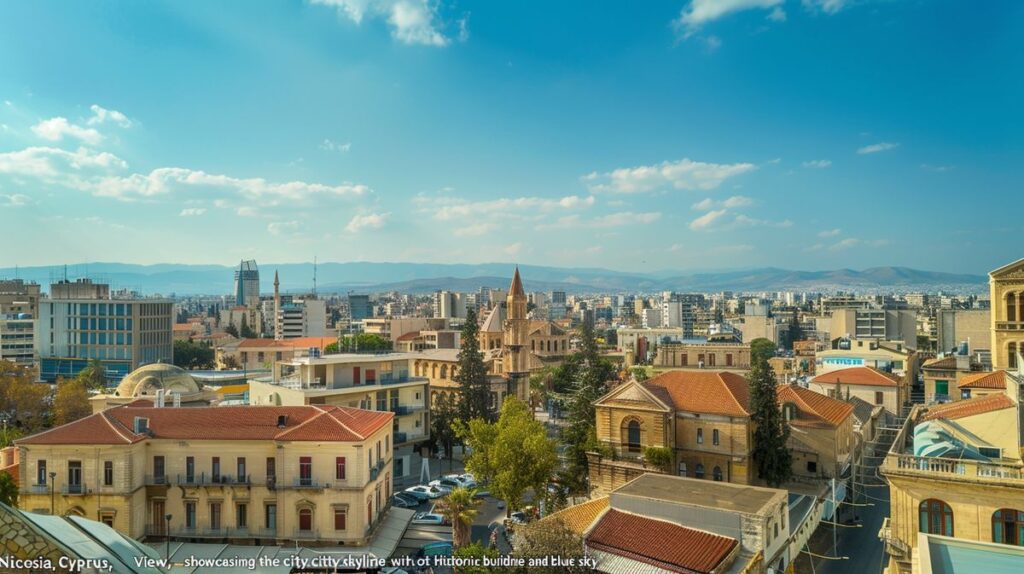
(643, 371, 750, 417)
(586, 509, 737, 574)
(395, 331, 422, 342)
(777, 384, 854, 428)
(812, 366, 900, 387)
(922, 393, 1015, 421)
(957, 371, 1008, 390)
(236, 337, 335, 349)
(17, 404, 391, 446)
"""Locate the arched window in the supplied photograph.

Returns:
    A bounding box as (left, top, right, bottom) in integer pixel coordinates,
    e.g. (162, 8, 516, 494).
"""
(712, 429, 720, 446)
(993, 509, 1024, 546)
(298, 508, 313, 532)
(623, 420, 642, 453)
(431, 364, 438, 378)
(1010, 343, 1019, 370)
(713, 466, 723, 481)
(919, 499, 953, 536)
(695, 464, 705, 479)
(531, 340, 536, 351)
(1008, 293, 1018, 323)
(440, 365, 448, 379)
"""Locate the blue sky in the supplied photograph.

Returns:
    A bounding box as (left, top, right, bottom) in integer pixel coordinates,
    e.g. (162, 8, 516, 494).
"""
(0, 0, 1020, 274)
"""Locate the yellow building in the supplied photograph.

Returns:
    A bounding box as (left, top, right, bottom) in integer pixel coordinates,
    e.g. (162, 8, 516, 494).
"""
(880, 369, 1024, 574)
(777, 384, 854, 481)
(653, 340, 751, 370)
(919, 355, 984, 404)
(589, 370, 755, 494)
(810, 366, 905, 417)
(990, 258, 1024, 370)
(15, 402, 396, 547)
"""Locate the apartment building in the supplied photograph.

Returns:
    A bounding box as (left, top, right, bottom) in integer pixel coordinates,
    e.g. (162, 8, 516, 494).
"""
(653, 339, 751, 370)
(15, 403, 395, 547)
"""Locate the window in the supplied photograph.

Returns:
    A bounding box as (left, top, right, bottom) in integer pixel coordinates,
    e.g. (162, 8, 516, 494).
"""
(697, 428, 704, 444)
(186, 456, 195, 483)
(210, 502, 222, 530)
(300, 456, 312, 486)
(298, 509, 312, 531)
(353, 366, 361, 384)
(807, 461, 818, 473)
(336, 457, 346, 480)
(236, 503, 248, 529)
(625, 420, 642, 453)
(367, 497, 373, 522)
(366, 369, 377, 384)
(1011, 343, 1019, 370)
(37, 460, 46, 485)
(713, 466, 723, 481)
(237, 457, 246, 481)
(101, 513, 114, 528)
(1008, 293, 1018, 322)
(266, 457, 276, 482)
(334, 508, 347, 530)
(265, 504, 277, 530)
(153, 456, 165, 483)
(935, 380, 949, 398)
(919, 499, 953, 536)
(212, 457, 221, 482)
(695, 464, 705, 479)
(68, 461, 82, 491)
(712, 429, 720, 446)
(103, 461, 113, 486)
(185, 502, 196, 529)
(874, 391, 884, 406)
(994, 509, 1024, 546)
(726, 353, 733, 367)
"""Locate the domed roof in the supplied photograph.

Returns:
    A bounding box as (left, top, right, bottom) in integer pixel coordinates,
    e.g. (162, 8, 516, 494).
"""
(115, 363, 200, 398)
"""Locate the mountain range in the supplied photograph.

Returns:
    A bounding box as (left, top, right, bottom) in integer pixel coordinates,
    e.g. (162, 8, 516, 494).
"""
(0, 262, 987, 296)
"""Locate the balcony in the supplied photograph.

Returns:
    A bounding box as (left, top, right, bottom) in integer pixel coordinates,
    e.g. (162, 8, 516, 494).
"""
(370, 466, 380, 481)
(878, 517, 910, 559)
(882, 453, 1024, 485)
(176, 473, 252, 487)
(995, 321, 1024, 331)
(394, 432, 407, 444)
(395, 432, 427, 445)
(293, 477, 321, 489)
(28, 483, 49, 494)
(61, 483, 87, 495)
(144, 474, 169, 486)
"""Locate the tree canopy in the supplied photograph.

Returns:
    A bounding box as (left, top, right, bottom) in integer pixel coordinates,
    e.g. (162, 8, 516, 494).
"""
(328, 333, 392, 353)
(748, 354, 792, 487)
(749, 338, 776, 365)
(510, 518, 589, 574)
(0, 472, 17, 508)
(454, 307, 492, 421)
(0, 361, 49, 433)
(173, 339, 215, 370)
(53, 378, 91, 427)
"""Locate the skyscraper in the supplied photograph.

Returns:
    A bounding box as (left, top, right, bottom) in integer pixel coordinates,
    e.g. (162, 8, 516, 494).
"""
(233, 259, 260, 307)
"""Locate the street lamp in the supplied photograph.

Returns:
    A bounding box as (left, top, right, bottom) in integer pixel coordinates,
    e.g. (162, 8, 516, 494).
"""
(164, 513, 173, 563)
(48, 471, 56, 515)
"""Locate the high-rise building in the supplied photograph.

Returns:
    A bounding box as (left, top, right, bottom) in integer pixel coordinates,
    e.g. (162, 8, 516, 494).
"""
(37, 279, 173, 382)
(233, 259, 260, 307)
(433, 291, 466, 319)
(0, 279, 41, 366)
(348, 294, 372, 322)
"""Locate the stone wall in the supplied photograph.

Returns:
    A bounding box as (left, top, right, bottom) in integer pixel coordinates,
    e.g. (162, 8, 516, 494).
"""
(0, 503, 71, 573)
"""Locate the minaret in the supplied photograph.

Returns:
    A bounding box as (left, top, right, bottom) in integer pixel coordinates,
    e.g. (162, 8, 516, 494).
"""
(503, 267, 530, 402)
(273, 270, 282, 341)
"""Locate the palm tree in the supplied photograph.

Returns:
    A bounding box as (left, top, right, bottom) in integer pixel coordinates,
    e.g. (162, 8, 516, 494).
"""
(528, 367, 554, 417)
(435, 486, 481, 548)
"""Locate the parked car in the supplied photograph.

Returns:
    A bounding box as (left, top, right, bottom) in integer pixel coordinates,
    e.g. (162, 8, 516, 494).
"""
(404, 485, 445, 500)
(443, 473, 477, 488)
(394, 492, 421, 505)
(391, 495, 418, 509)
(415, 541, 453, 558)
(429, 478, 462, 492)
(508, 511, 528, 525)
(412, 512, 449, 525)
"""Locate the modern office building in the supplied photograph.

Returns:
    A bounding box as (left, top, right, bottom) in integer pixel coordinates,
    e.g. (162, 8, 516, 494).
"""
(348, 294, 372, 322)
(830, 308, 917, 349)
(0, 279, 41, 366)
(233, 259, 260, 307)
(36, 279, 173, 382)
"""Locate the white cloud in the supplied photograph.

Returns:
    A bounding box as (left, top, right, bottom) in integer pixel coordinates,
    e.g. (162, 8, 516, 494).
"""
(31, 117, 103, 144)
(692, 195, 753, 210)
(503, 242, 523, 256)
(828, 237, 890, 251)
(802, 0, 848, 14)
(236, 207, 259, 217)
(267, 221, 301, 236)
(320, 139, 351, 153)
(0, 146, 127, 178)
(857, 142, 899, 155)
(733, 214, 793, 228)
(723, 195, 753, 208)
(178, 208, 206, 217)
(453, 222, 496, 237)
(87, 104, 132, 128)
(921, 164, 953, 172)
(1, 193, 31, 207)
(429, 195, 593, 221)
(675, 0, 783, 35)
(689, 209, 728, 230)
(585, 157, 755, 194)
(802, 159, 832, 168)
(767, 6, 787, 21)
(817, 228, 841, 237)
(543, 211, 661, 230)
(311, 0, 452, 46)
(345, 212, 389, 232)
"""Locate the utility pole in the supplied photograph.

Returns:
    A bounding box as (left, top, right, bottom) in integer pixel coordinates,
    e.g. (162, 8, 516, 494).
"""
(49, 471, 56, 514)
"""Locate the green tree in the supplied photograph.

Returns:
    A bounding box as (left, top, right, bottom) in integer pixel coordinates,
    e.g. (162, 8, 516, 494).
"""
(0, 361, 49, 433)
(337, 333, 392, 352)
(560, 319, 615, 494)
(528, 367, 555, 415)
(173, 339, 215, 370)
(0, 472, 17, 507)
(749, 338, 776, 365)
(239, 314, 257, 339)
(510, 518, 589, 574)
(453, 542, 501, 574)
(454, 308, 492, 422)
(786, 313, 803, 350)
(53, 378, 91, 426)
(643, 446, 674, 473)
(457, 398, 558, 516)
(220, 354, 241, 370)
(223, 321, 239, 338)
(435, 486, 482, 549)
(75, 359, 108, 391)
(0, 424, 23, 448)
(748, 354, 792, 487)
(630, 366, 650, 382)
(431, 392, 459, 471)
(324, 342, 340, 354)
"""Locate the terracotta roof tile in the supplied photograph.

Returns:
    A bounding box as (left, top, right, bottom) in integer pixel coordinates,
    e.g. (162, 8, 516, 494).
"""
(923, 393, 1015, 422)
(812, 366, 900, 387)
(957, 371, 1007, 390)
(395, 331, 422, 342)
(922, 356, 957, 370)
(236, 337, 335, 349)
(777, 384, 854, 428)
(586, 509, 737, 574)
(540, 496, 608, 535)
(643, 371, 750, 417)
(17, 404, 391, 445)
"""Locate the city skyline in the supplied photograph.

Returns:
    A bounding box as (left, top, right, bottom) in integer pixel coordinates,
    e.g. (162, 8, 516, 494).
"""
(1, 1, 1021, 274)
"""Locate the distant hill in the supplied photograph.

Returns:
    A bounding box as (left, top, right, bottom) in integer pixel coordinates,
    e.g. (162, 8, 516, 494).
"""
(0, 262, 986, 295)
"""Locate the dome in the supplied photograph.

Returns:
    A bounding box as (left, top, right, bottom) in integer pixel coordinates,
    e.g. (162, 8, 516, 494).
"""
(115, 363, 200, 398)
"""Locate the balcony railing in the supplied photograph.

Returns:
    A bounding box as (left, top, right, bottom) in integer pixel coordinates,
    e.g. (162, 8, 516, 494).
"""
(293, 477, 321, 489)
(144, 475, 169, 486)
(882, 453, 1024, 484)
(995, 321, 1024, 331)
(370, 466, 380, 481)
(176, 473, 252, 486)
(61, 483, 87, 495)
(878, 517, 910, 558)
(28, 483, 48, 494)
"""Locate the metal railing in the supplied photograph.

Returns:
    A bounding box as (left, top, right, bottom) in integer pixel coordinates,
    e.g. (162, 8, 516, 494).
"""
(293, 477, 321, 489)
(176, 473, 252, 486)
(878, 517, 910, 558)
(28, 484, 48, 494)
(995, 321, 1024, 331)
(61, 483, 87, 495)
(144, 474, 169, 486)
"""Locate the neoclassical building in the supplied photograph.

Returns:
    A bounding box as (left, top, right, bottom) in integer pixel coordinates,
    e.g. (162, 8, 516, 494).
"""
(991, 258, 1024, 370)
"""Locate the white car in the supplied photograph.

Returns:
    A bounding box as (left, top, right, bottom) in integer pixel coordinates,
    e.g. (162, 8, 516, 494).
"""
(444, 474, 477, 488)
(429, 478, 461, 492)
(412, 512, 448, 525)
(404, 485, 445, 500)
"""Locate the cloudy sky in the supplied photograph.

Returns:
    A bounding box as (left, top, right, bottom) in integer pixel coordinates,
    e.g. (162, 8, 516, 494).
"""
(0, 1, 1020, 273)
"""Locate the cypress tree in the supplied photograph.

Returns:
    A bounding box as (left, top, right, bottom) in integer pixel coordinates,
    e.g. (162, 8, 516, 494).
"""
(455, 307, 492, 421)
(749, 354, 793, 487)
